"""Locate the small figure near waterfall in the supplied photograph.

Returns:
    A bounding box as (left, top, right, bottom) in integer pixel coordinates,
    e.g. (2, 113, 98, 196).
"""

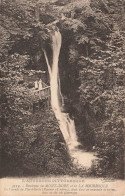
(38, 79, 43, 99)
(34, 80, 38, 89)
(34, 79, 43, 90)
(38, 79, 43, 90)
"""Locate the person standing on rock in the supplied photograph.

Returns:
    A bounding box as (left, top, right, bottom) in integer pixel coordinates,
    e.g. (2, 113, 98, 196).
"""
(38, 79, 43, 99)
(34, 80, 38, 89)
(38, 79, 43, 90)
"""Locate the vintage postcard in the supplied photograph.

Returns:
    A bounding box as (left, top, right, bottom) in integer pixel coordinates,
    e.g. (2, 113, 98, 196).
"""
(0, 0, 125, 196)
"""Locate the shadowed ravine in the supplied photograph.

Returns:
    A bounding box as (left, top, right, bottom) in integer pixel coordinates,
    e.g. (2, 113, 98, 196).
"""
(43, 30, 96, 168)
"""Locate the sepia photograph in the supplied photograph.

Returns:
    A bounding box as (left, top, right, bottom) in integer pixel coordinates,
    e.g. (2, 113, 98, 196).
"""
(0, 0, 125, 195)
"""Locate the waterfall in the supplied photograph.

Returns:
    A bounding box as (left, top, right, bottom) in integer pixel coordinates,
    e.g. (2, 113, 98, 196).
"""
(43, 29, 96, 168)
(43, 30, 79, 150)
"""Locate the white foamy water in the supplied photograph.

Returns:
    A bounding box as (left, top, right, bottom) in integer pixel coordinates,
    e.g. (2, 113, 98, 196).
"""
(43, 30, 96, 168)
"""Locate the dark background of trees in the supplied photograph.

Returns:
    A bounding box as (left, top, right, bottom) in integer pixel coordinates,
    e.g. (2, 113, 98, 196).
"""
(0, 0, 125, 178)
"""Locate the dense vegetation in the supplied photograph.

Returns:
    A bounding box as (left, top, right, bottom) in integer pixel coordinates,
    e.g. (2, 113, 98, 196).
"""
(0, 0, 125, 178)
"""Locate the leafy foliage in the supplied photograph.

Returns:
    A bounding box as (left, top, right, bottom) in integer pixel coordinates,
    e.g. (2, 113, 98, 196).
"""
(0, 0, 125, 178)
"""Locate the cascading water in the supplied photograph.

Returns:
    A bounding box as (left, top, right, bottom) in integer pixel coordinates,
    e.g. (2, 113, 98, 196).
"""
(43, 29, 96, 168)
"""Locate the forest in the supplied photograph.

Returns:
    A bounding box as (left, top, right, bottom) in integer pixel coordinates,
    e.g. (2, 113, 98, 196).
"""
(0, 0, 125, 179)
